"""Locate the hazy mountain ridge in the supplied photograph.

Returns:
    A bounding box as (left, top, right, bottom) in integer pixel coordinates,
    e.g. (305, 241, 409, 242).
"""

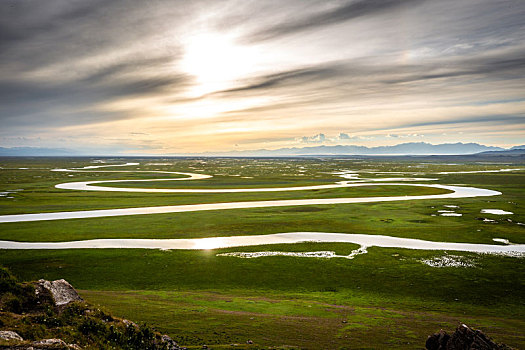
(205, 142, 505, 156)
(0, 147, 76, 156)
(1, 142, 521, 157)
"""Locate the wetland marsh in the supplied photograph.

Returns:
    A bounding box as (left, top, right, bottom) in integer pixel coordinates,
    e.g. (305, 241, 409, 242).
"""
(1, 157, 524, 349)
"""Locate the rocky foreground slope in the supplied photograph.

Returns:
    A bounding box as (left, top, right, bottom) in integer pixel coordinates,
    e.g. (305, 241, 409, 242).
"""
(0, 268, 180, 349)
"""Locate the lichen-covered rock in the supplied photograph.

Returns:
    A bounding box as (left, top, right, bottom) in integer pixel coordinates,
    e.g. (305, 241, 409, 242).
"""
(34, 279, 82, 306)
(32, 338, 67, 346)
(0, 330, 23, 341)
(28, 338, 82, 349)
(160, 334, 182, 350)
(121, 319, 138, 328)
(426, 324, 514, 350)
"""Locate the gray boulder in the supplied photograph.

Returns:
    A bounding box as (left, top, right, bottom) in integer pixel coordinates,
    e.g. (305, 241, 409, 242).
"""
(35, 279, 82, 307)
(161, 334, 182, 350)
(426, 324, 514, 350)
(32, 338, 67, 346)
(0, 330, 23, 341)
(31, 338, 81, 349)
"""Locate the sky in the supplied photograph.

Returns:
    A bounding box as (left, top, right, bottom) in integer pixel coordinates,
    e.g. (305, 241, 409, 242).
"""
(1, 0, 524, 155)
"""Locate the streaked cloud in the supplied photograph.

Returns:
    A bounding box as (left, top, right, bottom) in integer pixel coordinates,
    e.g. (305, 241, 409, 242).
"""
(247, 0, 428, 42)
(0, 0, 524, 153)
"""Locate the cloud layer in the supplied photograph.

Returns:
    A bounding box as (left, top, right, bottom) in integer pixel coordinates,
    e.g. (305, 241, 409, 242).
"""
(0, 0, 524, 153)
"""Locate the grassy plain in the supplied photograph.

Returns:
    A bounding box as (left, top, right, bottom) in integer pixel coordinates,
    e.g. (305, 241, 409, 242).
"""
(0, 157, 524, 349)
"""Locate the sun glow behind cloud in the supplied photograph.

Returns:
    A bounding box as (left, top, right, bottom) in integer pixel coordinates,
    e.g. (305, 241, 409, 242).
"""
(180, 32, 262, 97)
(161, 96, 272, 121)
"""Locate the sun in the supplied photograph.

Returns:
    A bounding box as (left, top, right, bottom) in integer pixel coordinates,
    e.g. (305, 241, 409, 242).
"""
(180, 32, 259, 96)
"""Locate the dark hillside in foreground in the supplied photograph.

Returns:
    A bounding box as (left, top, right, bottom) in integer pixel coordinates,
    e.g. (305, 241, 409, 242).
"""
(0, 267, 181, 349)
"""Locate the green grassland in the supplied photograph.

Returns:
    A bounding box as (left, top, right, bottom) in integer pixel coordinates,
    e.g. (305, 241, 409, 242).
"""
(0, 183, 450, 216)
(0, 157, 524, 349)
(0, 157, 459, 215)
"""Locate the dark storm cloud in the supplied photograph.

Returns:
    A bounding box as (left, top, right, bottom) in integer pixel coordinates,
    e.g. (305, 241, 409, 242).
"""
(247, 0, 428, 42)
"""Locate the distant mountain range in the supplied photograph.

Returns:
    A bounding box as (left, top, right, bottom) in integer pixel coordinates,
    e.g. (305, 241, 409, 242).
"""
(0, 147, 76, 156)
(0, 142, 524, 157)
(203, 142, 510, 156)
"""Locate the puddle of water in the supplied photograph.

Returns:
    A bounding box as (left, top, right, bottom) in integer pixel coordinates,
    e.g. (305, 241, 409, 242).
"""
(493, 238, 510, 245)
(481, 209, 513, 215)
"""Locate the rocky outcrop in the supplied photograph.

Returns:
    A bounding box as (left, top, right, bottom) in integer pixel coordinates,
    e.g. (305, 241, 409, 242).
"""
(0, 339, 81, 350)
(34, 279, 82, 307)
(0, 331, 23, 341)
(426, 324, 514, 350)
(0, 271, 182, 350)
(161, 335, 182, 350)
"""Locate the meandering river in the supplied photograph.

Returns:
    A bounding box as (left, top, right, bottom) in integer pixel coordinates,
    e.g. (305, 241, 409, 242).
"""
(0, 162, 522, 257)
